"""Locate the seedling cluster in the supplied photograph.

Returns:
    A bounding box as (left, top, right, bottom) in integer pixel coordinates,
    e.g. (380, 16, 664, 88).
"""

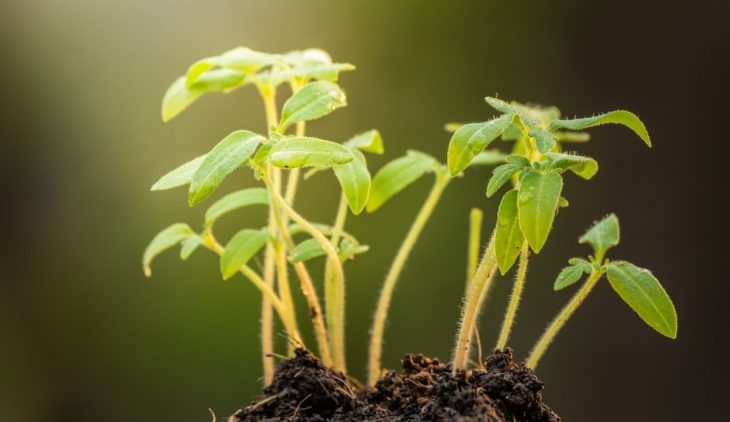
(144, 46, 677, 388)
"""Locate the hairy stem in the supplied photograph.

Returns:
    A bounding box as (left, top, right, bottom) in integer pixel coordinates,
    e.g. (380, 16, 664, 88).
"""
(526, 269, 604, 369)
(368, 174, 449, 385)
(266, 176, 348, 373)
(324, 193, 348, 370)
(274, 241, 300, 355)
(467, 208, 483, 285)
(452, 231, 498, 371)
(495, 241, 530, 350)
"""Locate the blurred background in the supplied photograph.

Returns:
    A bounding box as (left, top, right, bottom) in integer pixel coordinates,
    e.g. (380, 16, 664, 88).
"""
(1, 0, 728, 420)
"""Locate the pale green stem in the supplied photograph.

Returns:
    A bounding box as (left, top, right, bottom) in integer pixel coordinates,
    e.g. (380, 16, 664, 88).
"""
(526, 269, 604, 369)
(467, 208, 483, 285)
(495, 241, 531, 350)
(324, 193, 348, 370)
(274, 241, 300, 355)
(452, 232, 498, 371)
(266, 176, 348, 373)
(367, 174, 450, 385)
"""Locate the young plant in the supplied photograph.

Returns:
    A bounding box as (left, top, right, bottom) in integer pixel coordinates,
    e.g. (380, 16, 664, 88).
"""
(448, 96, 652, 371)
(144, 46, 374, 381)
(526, 214, 677, 368)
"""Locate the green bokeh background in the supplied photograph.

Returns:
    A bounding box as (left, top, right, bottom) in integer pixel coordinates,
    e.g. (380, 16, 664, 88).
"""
(1, 0, 727, 421)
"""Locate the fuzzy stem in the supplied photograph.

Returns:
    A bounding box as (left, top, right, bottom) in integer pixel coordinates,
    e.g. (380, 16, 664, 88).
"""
(526, 269, 604, 369)
(274, 241, 300, 355)
(467, 208, 483, 285)
(367, 174, 450, 385)
(266, 176, 348, 373)
(324, 193, 348, 369)
(452, 231, 498, 371)
(495, 241, 531, 350)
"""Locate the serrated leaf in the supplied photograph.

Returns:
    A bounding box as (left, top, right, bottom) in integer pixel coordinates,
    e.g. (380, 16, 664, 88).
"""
(279, 81, 346, 130)
(220, 229, 269, 279)
(495, 189, 524, 274)
(447, 114, 514, 175)
(219, 47, 281, 72)
(544, 152, 598, 180)
(188, 130, 265, 206)
(486, 163, 523, 198)
(151, 155, 206, 191)
(518, 171, 563, 253)
(204, 188, 269, 226)
(606, 261, 677, 338)
(180, 235, 203, 260)
(344, 130, 384, 155)
(143, 223, 194, 276)
(290, 238, 326, 263)
(366, 150, 436, 212)
(470, 150, 506, 166)
(334, 149, 371, 214)
(269, 137, 353, 168)
(551, 110, 651, 147)
(579, 214, 620, 256)
(554, 258, 592, 290)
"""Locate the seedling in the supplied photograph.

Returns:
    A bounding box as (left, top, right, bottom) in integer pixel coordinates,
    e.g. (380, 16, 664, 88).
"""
(448, 96, 653, 370)
(526, 214, 677, 368)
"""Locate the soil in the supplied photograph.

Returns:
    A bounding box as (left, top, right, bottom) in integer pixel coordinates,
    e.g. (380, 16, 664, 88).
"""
(230, 348, 560, 421)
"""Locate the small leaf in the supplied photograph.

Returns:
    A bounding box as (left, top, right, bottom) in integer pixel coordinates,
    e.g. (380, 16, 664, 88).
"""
(161, 77, 202, 122)
(270, 137, 353, 168)
(447, 114, 514, 175)
(220, 229, 269, 279)
(367, 150, 436, 212)
(180, 235, 203, 260)
(486, 163, 523, 198)
(505, 155, 530, 167)
(551, 110, 651, 147)
(334, 149, 371, 214)
(579, 214, 620, 256)
(485, 96, 514, 114)
(204, 188, 269, 226)
(297, 63, 356, 82)
(338, 238, 369, 261)
(188, 130, 265, 206)
(279, 81, 347, 130)
(190, 68, 246, 92)
(530, 129, 556, 153)
(470, 150, 506, 166)
(495, 189, 524, 274)
(544, 152, 598, 180)
(518, 171, 563, 253)
(151, 155, 206, 191)
(344, 130, 384, 155)
(290, 238, 326, 263)
(606, 261, 677, 338)
(558, 197, 570, 208)
(554, 258, 592, 290)
(219, 47, 281, 72)
(186, 56, 220, 86)
(143, 223, 194, 276)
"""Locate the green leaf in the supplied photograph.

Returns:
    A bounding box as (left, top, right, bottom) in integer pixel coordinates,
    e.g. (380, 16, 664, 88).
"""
(486, 163, 523, 198)
(290, 238, 326, 263)
(367, 150, 436, 212)
(470, 150, 506, 166)
(506, 155, 530, 167)
(544, 152, 598, 180)
(297, 63, 356, 82)
(551, 110, 651, 147)
(188, 130, 265, 206)
(447, 114, 514, 175)
(344, 130, 384, 155)
(530, 129, 556, 153)
(495, 189, 524, 274)
(189, 68, 246, 92)
(143, 223, 194, 276)
(220, 229, 269, 280)
(279, 81, 347, 130)
(338, 238, 369, 261)
(270, 137, 353, 168)
(180, 235, 203, 260)
(334, 149, 371, 214)
(485, 96, 514, 114)
(554, 258, 592, 290)
(151, 155, 206, 191)
(219, 47, 282, 72)
(204, 188, 269, 227)
(186, 56, 220, 86)
(518, 171, 563, 253)
(161, 70, 247, 122)
(579, 214, 620, 256)
(606, 261, 677, 338)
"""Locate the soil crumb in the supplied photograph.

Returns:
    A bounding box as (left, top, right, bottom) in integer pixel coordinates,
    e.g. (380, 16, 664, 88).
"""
(231, 348, 559, 421)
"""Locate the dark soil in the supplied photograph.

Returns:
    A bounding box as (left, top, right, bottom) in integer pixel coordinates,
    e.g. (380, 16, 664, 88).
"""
(230, 348, 559, 421)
